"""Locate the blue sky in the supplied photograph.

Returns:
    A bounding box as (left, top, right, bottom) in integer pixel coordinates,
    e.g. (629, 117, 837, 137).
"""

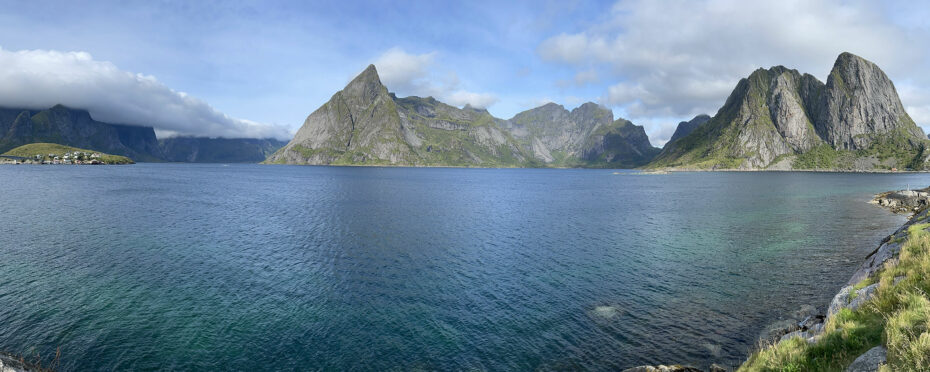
(1, 0, 929, 145)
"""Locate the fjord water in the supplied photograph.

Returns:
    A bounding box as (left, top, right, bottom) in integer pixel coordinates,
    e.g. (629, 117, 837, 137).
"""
(0, 165, 926, 370)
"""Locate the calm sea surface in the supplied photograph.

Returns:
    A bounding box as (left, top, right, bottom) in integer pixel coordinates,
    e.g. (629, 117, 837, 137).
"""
(0, 164, 927, 371)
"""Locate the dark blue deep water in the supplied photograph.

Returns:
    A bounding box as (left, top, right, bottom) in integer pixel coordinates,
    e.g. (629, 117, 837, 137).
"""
(1, 164, 928, 371)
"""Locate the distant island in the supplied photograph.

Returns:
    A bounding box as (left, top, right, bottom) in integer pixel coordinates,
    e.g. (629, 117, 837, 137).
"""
(1, 143, 134, 165)
(269, 52, 929, 171)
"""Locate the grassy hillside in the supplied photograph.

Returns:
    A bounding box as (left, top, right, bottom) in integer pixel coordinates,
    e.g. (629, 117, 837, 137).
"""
(3, 143, 134, 164)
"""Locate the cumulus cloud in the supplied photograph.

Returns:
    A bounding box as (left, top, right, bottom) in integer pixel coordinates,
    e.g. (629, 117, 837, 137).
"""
(537, 0, 930, 144)
(373, 47, 499, 109)
(0, 47, 292, 140)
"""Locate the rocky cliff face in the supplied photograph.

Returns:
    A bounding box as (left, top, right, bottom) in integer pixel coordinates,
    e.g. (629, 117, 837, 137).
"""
(505, 102, 610, 161)
(815, 52, 924, 150)
(0, 104, 165, 161)
(649, 53, 927, 170)
(579, 118, 661, 167)
(503, 102, 659, 167)
(159, 137, 287, 163)
(270, 65, 661, 168)
(666, 114, 710, 147)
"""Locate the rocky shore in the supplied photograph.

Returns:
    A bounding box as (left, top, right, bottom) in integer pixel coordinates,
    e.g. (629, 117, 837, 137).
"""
(870, 187, 930, 214)
(0, 353, 29, 372)
(625, 186, 930, 372)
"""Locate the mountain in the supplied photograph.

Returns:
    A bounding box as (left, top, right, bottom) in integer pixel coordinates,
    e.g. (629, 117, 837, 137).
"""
(160, 137, 286, 163)
(580, 118, 662, 167)
(0, 104, 288, 163)
(649, 53, 928, 170)
(267, 65, 533, 167)
(0, 104, 165, 161)
(502, 102, 659, 167)
(665, 114, 710, 148)
(268, 65, 661, 168)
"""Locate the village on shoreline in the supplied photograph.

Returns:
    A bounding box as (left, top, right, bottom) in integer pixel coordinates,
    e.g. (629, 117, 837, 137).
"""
(1, 150, 111, 165)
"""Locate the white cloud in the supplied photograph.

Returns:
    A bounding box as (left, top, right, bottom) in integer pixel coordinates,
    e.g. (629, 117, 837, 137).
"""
(538, 0, 930, 143)
(373, 47, 499, 109)
(0, 47, 292, 140)
(373, 47, 438, 95)
(444, 91, 499, 109)
(898, 83, 930, 131)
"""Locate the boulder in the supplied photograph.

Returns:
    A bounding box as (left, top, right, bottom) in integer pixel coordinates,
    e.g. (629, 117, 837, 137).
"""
(848, 283, 879, 311)
(845, 346, 886, 372)
(779, 330, 812, 343)
(759, 319, 801, 342)
(827, 285, 855, 320)
(827, 283, 880, 323)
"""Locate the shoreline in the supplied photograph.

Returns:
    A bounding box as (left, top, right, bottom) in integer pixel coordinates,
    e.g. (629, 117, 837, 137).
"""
(624, 188, 929, 372)
(262, 161, 930, 173)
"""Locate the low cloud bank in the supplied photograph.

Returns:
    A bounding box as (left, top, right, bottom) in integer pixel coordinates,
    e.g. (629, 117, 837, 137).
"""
(0, 47, 292, 140)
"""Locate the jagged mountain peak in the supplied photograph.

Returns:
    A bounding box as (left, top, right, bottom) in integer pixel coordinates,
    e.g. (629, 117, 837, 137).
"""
(536, 102, 565, 111)
(834, 52, 872, 69)
(270, 64, 662, 168)
(342, 64, 388, 103)
(818, 51, 923, 150)
(650, 52, 928, 170)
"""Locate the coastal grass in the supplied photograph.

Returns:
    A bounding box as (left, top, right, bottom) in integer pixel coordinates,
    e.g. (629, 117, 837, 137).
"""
(739, 222, 930, 371)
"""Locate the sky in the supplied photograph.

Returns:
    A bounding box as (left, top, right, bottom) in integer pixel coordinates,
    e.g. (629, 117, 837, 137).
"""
(1, 0, 929, 145)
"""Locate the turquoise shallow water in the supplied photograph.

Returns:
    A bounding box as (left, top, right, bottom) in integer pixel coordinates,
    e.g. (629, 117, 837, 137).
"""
(0, 164, 926, 370)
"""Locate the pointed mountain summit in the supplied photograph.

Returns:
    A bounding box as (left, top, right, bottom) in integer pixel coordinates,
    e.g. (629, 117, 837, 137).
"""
(649, 52, 928, 170)
(815, 52, 924, 150)
(269, 66, 662, 168)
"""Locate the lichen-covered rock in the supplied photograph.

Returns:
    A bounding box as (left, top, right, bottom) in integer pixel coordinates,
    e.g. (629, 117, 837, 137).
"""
(848, 283, 879, 311)
(827, 285, 855, 320)
(845, 346, 886, 372)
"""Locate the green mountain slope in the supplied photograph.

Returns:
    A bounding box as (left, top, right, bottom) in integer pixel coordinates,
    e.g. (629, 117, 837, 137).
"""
(649, 52, 928, 170)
